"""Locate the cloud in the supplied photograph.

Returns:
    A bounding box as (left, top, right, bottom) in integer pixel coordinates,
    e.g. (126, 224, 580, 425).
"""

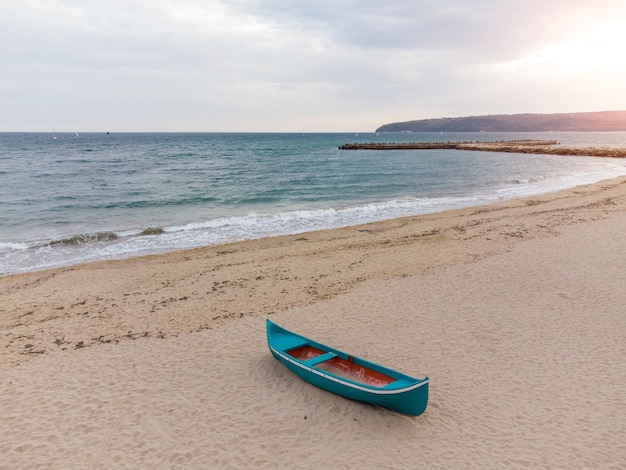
(240, 0, 621, 56)
(1, 0, 625, 131)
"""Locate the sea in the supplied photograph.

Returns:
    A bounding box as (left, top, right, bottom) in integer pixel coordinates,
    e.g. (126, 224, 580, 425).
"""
(2, 131, 626, 276)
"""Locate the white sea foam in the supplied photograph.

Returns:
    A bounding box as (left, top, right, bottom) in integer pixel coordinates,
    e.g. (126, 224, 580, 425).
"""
(0, 242, 29, 253)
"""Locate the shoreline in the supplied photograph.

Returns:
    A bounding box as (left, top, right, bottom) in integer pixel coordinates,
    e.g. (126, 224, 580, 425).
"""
(4, 168, 626, 278)
(1, 176, 625, 467)
(2, 175, 625, 372)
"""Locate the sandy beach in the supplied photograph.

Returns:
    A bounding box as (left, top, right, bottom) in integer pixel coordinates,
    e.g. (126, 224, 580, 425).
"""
(1, 176, 625, 468)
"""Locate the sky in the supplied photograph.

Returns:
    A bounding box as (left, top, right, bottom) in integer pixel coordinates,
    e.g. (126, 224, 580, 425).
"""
(2, 0, 626, 132)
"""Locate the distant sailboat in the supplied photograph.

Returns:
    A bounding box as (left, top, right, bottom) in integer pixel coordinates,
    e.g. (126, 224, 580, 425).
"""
(52, 126, 58, 140)
(75, 131, 79, 137)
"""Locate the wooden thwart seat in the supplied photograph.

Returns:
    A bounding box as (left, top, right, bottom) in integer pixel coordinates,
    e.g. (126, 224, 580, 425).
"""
(303, 352, 337, 367)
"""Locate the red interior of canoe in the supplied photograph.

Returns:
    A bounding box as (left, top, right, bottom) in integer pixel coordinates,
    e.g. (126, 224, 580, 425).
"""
(287, 345, 395, 388)
(288, 345, 326, 362)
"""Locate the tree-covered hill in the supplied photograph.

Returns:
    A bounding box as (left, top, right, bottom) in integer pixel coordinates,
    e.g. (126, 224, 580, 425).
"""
(376, 111, 626, 133)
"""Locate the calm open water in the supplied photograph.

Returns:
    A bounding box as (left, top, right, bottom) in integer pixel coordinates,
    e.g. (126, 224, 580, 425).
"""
(2, 132, 626, 275)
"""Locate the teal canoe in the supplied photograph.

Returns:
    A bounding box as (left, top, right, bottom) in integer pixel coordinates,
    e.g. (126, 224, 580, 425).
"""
(266, 320, 428, 416)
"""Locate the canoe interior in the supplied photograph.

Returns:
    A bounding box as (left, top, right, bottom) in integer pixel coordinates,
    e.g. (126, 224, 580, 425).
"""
(287, 345, 325, 362)
(286, 345, 395, 388)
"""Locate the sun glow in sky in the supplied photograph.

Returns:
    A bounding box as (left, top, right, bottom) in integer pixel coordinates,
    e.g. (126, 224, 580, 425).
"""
(2, 1, 625, 132)
(506, 19, 626, 72)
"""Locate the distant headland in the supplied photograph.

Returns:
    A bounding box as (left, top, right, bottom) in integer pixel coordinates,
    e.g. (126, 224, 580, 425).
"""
(376, 111, 626, 133)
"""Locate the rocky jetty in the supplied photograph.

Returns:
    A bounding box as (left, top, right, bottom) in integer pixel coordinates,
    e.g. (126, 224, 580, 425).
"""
(339, 140, 626, 158)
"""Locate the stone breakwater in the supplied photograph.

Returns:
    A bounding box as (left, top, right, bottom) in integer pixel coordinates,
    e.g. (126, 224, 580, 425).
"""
(339, 140, 626, 158)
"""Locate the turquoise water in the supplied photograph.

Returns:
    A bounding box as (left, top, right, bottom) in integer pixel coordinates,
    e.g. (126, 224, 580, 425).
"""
(2, 132, 626, 275)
